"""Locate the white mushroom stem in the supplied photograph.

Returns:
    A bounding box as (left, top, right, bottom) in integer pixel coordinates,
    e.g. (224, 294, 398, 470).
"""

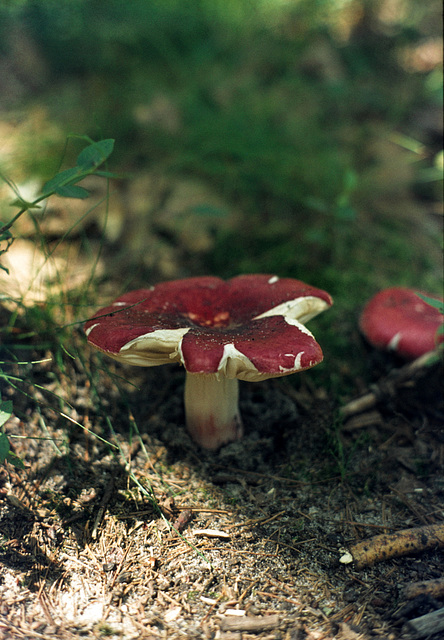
(184, 373, 243, 450)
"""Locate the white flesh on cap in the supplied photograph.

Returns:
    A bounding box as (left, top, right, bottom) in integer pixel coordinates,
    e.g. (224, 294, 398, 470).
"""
(184, 373, 243, 450)
(117, 328, 190, 366)
(215, 343, 258, 380)
(254, 295, 330, 325)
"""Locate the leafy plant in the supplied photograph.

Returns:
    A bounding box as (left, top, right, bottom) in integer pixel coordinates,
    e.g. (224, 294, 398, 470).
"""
(0, 136, 117, 469)
(0, 136, 115, 273)
(417, 292, 444, 343)
(417, 292, 444, 316)
(0, 228, 13, 274)
(0, 400, 24, 469)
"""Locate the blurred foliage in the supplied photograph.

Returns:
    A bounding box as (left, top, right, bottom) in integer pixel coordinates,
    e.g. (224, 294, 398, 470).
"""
(0, 0, 442, 374)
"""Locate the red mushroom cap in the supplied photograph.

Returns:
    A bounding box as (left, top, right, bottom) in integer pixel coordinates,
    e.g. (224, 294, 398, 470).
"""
(84, 274, 333, 379)
(85, 274, 333, 449)
(359, 287, 443, 360)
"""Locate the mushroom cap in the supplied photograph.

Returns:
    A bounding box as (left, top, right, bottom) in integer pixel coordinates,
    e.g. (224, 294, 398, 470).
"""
(359, 287, 443, 360)
(85, 275, 332, 381)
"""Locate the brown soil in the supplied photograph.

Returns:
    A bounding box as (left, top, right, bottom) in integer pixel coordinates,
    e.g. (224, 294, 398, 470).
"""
(1, 335, 443, 640)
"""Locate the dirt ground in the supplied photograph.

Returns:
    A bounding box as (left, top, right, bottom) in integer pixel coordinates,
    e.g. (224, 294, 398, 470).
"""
(1, 329, 443, 639)
(0, 5, 443, 636)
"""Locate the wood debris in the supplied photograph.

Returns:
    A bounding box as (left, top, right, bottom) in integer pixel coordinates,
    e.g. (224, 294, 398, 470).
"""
(219, 614, 280, 633)
(91, 475, 115, 539)
(192, 528, 231, 539)
(404, 606, 444, 639)
(341, 349, 441, 419)
(342, 523, 444, 569)
(403, 578, 444, 600)
(172, 508, 193, 532)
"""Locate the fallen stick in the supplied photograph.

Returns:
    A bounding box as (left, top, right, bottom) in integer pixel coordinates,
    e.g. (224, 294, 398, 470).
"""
(341, 523, 444, 569)
(219, 614, 280, 633)
(341, 349, 441, 419)
(404, 607, 444, 639)
(193, 528, 230, 539)
(91, 475, 115, 540)
(341, 410, 383, 432)
(403, 578, 444, 600)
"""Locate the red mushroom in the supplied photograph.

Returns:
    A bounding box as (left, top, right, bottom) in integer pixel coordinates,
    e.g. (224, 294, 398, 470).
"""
(85, 275, 332, 450)
(359, 287, 443, 361)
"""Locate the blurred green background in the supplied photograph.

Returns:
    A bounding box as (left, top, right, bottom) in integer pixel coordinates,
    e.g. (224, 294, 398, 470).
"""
(0, 0, 442, 387)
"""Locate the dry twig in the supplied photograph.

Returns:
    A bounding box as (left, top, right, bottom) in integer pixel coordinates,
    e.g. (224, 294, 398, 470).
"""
(219, 614, 281, 633)
(91, 475, 115, 539)
(405, 607, 444, 639)
(342, 523, 444, 569)
(341, 349, 441, 419)
(193, 528, 231, 539)
(403, 578, 444, 600)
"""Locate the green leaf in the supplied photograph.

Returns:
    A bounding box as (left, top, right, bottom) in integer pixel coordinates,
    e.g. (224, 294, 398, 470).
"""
(8, 198, 41, 210)
(0, 432, 10, 461)
(55, 184, 90, 199)
(41, 167, 81, 194)
(6, 450, 25, 470)
(0, 227, 13, 242)
(0, 400, 13, 427)
(94, 170, 122, 179)
(76, 139, 115, 171)
(416, 293, 444, 314)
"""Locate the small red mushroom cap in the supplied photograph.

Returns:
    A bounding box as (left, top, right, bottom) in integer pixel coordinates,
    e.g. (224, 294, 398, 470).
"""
(359, 287, 443, 360)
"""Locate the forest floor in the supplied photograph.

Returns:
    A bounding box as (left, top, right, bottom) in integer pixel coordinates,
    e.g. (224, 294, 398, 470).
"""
(1, 313, 443, 639)
(0, 29, 443, 638)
